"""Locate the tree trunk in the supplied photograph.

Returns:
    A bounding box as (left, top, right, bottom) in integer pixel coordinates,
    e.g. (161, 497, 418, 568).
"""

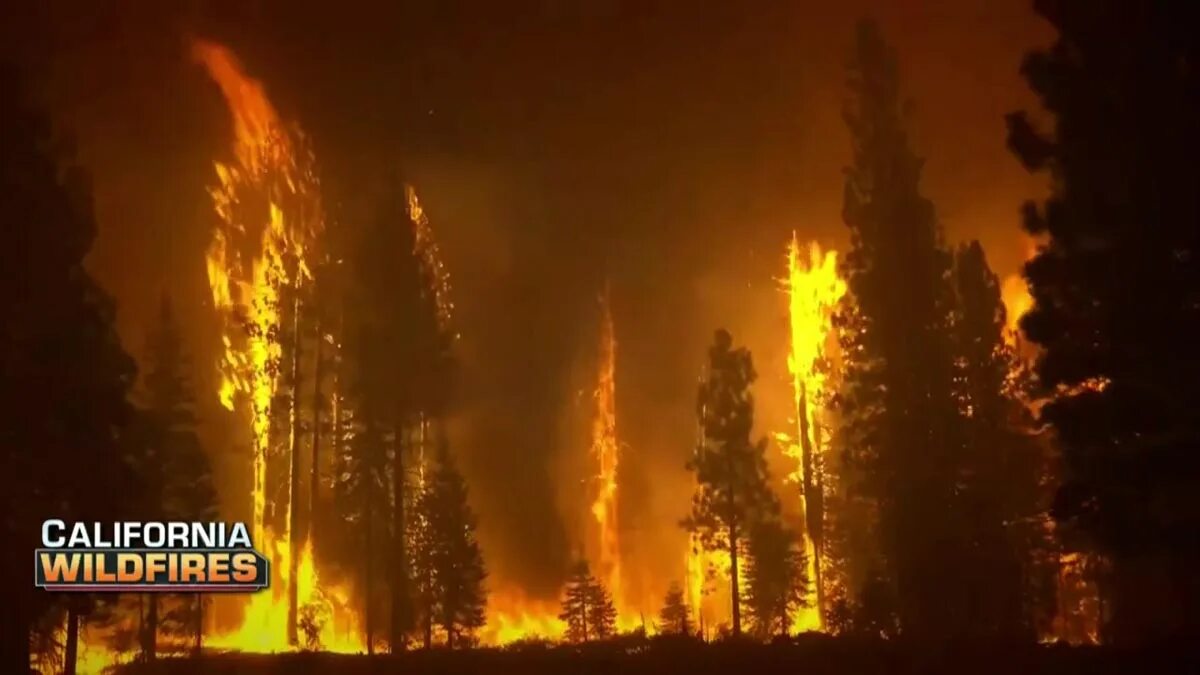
(729, 526, 741, 637)
(144, 594, 158, 661)
(798, 384, 825, 623)
(727, 451, 741, 637)
(310, 314, 323, 548)
(390, 421, 409, 653)
(64, 600, 80, 675)
(287, 293, 303, 647)
(365, 465, 375, 656)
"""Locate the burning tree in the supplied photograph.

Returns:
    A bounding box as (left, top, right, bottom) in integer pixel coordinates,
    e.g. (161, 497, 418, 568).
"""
(685, 329, 778, 638)
(776, 235, 846, 629)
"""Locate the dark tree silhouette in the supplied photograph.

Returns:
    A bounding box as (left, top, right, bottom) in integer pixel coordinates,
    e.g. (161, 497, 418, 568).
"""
(950, 242, 1055, 639)
(658, 583, 692, 636)
(1007, 0, 1200, 644)
(559, 560, 615, 642)
(418, 441, 487, 648)
(741, 520, 809, 639)
(685, 329, 777, 638)
(0, 68, 140, 674)
(344, 177, 447, 651)
(138, 295, 219, 658)
(837, 19, 967, 639)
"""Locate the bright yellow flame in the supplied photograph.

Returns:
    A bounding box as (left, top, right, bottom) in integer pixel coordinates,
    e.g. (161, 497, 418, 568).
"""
(590, 285, 623, 617)
(776, 234, 845, 633)
(1001, 235, 1038, 346)
(192, 38, 362, 655)
(480, 592, 567, 645)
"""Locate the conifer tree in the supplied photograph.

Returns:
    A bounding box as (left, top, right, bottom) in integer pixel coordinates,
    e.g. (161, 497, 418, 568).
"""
(837, 19, 966, 639)
(658, 583, 693, 636)
(138, 296, 219, 658)
(0, 68, 141, 674)
(559, 560, 615, 642)
(419, 442, 487, 648)
(950, 242, 1053, 638)
(742, 520, 809, 639)
(1007, 0, 1200, 643)
(586, 580, 618, 640)
(684, 329, 777, 637)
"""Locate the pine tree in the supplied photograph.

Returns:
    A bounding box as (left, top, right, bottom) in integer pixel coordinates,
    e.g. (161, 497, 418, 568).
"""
(1007, 0, 1200, 644)
(950, 242, 1054, 639)
(586, 581, 618, 640)
(837, 19, 966, 639)
(420, 442, 487, 648)
(347, 178, 442, 650)
(559, 560, 615, 642)
(741, 520, 809, 639)
(658, 583, 693, 636)
(684, 329, 777, 637)
(0, 67, 141, 675)
(137, 296, 219, 658)
(559, 560, 596, 643)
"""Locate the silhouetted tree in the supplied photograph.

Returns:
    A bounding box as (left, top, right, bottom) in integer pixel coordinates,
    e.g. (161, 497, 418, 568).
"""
(137, 296, 218, 658)
(0, 67, 140, 674)
(837, 19, 966, 639)
(684, 329, 777, 637)
(418, 442, 487, 648)
(658, 583, 692, 636)
(1007, 0, 1200, 644)
(741, 520, 808, 639)
(559, 560, 615, 642)
(951, 242, 1054, 639)
(587, 581, 618, 641)
(346, 177, 446, 651)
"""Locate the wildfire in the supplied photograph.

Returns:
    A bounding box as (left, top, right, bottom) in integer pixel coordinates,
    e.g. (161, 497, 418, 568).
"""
(775, 234, 846, 633)
(590, 284, 623, 616)
(192, 39, 362, 655)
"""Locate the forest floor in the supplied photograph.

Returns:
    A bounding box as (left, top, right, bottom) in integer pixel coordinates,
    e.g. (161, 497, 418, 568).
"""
(115, 634, 1200, 675)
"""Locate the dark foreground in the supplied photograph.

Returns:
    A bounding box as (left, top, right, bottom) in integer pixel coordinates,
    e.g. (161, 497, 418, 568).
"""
(118, 636, 1200, 675)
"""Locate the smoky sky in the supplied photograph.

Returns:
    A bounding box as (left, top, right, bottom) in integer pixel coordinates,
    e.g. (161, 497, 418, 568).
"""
(2, 1, 1051, 601)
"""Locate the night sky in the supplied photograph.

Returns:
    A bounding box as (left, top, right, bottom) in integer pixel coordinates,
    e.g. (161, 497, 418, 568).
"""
(2, 0, 1052, 603)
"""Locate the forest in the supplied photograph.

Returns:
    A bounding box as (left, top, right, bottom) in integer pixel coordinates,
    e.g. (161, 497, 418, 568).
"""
(1, 1, 1198, 674)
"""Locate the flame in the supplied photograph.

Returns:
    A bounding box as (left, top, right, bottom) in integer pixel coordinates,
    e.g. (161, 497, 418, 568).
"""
(480, 592, 566, 645)
(408, 185, 455, 332)
(775, 234, 846, 633)
(192, 38, 363, 655)
(590, 285, 623, 615)
(1001, 236, 1038, 346)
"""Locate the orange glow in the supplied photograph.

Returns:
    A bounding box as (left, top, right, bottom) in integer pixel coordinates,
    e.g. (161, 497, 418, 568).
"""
(775, 234, 845, 633)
